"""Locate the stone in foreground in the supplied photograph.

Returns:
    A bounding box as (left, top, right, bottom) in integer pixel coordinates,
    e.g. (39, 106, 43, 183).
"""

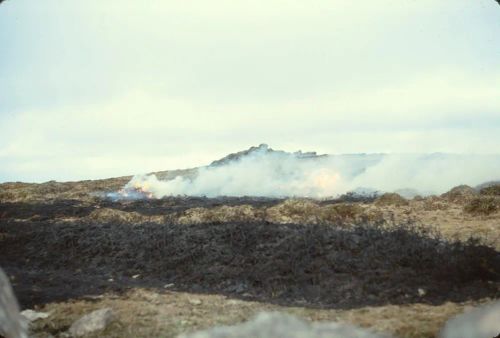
(68, 308, 115, 337)
(0, 268, 27, 338)
(440, 301, 500, 338)
(20, 309, 50, 323)
(178, 312, 392, 338)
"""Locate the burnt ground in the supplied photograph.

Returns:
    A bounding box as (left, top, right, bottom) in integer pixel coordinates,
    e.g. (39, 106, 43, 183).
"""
(0, 210, 498, 309)
(0, 182, 499, 337)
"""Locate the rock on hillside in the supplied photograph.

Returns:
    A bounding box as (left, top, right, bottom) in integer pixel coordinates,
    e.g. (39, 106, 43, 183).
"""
(209, 144, 326, 167)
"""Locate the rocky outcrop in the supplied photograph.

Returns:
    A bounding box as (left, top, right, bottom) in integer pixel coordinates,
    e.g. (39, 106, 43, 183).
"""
(209, 144, 326, 167)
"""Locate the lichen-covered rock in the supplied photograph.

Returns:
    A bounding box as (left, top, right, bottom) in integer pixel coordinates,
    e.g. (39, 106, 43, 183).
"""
(68, 308, 115, 337)
(0, 268, 27, 338)
(440, 301, 500, 338)
(178, 312, 392, 338)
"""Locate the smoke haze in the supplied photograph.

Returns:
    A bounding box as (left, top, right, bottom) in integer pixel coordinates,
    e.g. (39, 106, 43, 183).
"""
(115, 145, 500, 199)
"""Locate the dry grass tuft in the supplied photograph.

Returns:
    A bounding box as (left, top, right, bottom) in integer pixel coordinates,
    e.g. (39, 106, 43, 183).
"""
(319, 204, 365, 223)
(441, 185, 478, 204)
(178, 205, 262, 224)
(463, 196, 499, 216)
(266, 199, 321, 224)
(479, 184, 500, 197)
(422, 196, 449, 211)
(374, 193, 409, 207)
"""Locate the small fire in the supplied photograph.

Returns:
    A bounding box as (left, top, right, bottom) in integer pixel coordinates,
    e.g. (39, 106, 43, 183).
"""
(301, 168, 343, 197)
(310, 169, 341, 190)
(114, 175, 157, 199)
(285, 168, 342, 198)
(118, 186, 154, 199)
(131, 181, 154, 198)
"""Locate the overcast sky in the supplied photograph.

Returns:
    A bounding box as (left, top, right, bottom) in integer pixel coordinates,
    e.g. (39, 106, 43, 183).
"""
(1, 0, 499, 182)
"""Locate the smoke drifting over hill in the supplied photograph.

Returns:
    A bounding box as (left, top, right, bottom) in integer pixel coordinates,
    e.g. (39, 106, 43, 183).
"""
(114, 145, 500, 199)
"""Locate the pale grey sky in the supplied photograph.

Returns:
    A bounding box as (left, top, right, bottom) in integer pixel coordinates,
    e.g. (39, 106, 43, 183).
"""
(0, 0, 499, 182)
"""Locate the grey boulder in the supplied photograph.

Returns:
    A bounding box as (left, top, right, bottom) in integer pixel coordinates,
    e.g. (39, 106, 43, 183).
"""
(0, 268, 28, 338)
(178, 312, 392, 338)
(440, 301, 500, 338)
(68, 308, 115, 337)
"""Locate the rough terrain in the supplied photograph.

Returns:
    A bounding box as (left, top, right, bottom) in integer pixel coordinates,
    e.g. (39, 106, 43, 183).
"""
(0, 175, 499, 337)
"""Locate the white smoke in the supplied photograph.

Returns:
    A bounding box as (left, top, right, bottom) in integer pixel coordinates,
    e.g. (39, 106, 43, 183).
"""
(113, 146, 500, 199)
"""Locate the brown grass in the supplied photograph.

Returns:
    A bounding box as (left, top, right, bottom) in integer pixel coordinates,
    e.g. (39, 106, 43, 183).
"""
(441, 185, 478, 204)
(480, 184, 500, 197)
(375, 193, 409, 207)
(463, 196, 499, 216)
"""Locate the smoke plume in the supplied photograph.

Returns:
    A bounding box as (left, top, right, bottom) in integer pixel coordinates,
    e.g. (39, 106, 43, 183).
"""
(113, 145, 500, 199)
